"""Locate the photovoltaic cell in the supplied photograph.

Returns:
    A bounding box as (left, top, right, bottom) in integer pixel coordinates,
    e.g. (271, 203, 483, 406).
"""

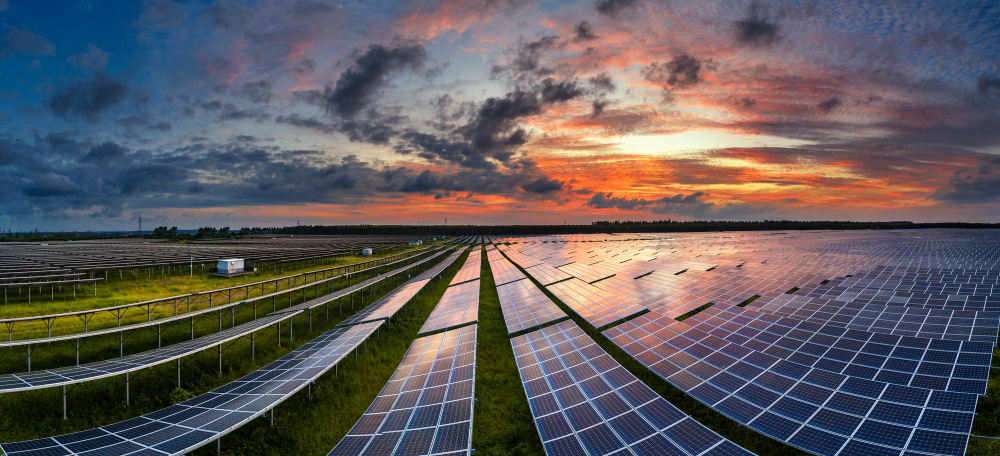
(450, 249, 482, 286)
(605, 310, 977, 456)
(512, 320, 755, 456)
(545, 279, 646, 329)
(329, 325, 477, 456)
(488, 250, 528, 286)
(495, 277, 567, 335)
(419, 279, 479, 335)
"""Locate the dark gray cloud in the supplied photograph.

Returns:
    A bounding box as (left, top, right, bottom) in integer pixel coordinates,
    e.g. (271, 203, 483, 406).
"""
(275, 113, 336, 133)
(734, 1, 780, 47)
(588, 192, 647, 210)
(295, 58, 316, 74)
(396, 131, 494, 169)
(818, 97, 841, 112)
(277, 111, 401, 144)
(642, 54, 705, 89)
(931, 158, 1000, 204)
(83, 141, 128, 163)
(912, 28, 965, 52)
(595, 0, 638, 17)
(149, 121, 172, 132)
(492, 35, 560, 79)
(587, 190, 760, 218)
(218, 107, 271, 122)
(22, 172, 80, 197)
(48, 72, 129, 121)
(67, 43, 109, 71)
(323, 44, 428, 117)
(588, 73, 616, 93)
(0, 24, 54, 58)
(978, 76, 1000, 94)
(591, 100, 610, 118)
(522, 177, 563, 194)
(232, 80, 273, 103)
(574, 21, 597, 41)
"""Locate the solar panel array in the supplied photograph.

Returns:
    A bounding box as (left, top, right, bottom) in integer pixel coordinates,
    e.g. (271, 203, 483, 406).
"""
(489, 230, 1000, 456)
(1, 322, 381, 456)
(330, 325, 477, 456)
(512, 320, 754, 456)
(0, 235, 428, 276)
(754, 294, 1000, 343)
(495, 276, 568, 335)
(5, 230, 999, 456)
(605, 310, 978, 456)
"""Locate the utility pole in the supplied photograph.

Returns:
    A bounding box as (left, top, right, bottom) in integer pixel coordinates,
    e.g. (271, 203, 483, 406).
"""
(138, 216, 142, 235)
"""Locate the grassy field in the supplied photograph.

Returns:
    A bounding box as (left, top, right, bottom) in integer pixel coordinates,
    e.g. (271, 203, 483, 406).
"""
(0, 245, 430, 340)
(0, 247, 461, 452)
(471, 246, 545, 455)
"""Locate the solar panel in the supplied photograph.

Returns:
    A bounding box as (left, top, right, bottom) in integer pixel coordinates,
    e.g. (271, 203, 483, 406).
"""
(419, 279, 479, 335)
(338, 279, 432, 327)
(754, 294, 999, 343)
(0, 311, 291, 393)
(1, 322, 382, 456)
(495, 275, 567, 335)
(545, 279, 646, 328)
(450, 249, 482, 286)
(523, 262, 574, 286)
(339, 249, 466, 327)
(680, 306, 992, 394)
(487, 250, 528, 286)
(512, 320, 754, 456)
(605, 311, 977, 456)
(330, 325, 477, 456)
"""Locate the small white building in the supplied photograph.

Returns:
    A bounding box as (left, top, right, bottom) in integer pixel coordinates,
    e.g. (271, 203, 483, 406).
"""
(361, 248, 373, 256)
(217, 258, 245, 275)
(408, 240, 423, 246)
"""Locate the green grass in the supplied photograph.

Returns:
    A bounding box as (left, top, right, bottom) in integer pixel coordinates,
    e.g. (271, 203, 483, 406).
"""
(738, 294, 761, 307)
(785, 287, 799, 294)
(471, 246, 544, 456)
(0, 248, 462, 454)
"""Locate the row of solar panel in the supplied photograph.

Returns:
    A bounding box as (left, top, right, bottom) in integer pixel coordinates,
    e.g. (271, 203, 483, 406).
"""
(330, 325, 477, 456)
(0, 322, 383, 456)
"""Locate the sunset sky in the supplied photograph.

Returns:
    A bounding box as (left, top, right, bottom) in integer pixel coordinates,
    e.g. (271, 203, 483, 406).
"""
(1, 0, 999, 230)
